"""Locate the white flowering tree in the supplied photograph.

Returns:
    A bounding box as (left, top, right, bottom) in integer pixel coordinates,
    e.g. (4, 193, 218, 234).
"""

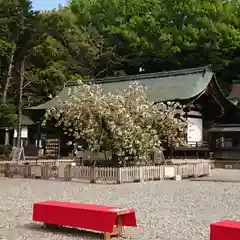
(44, 81, 187, 165)
(153, 102, 187, 148)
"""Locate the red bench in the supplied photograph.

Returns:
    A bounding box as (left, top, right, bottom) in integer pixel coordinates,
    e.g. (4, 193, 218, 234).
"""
(33, 201, 137, 239)
(210, 220, 240, 240)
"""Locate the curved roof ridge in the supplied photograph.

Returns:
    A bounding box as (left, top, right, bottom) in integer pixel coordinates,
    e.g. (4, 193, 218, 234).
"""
(64, 65, 212, 86)
(91, 65, 212, 84)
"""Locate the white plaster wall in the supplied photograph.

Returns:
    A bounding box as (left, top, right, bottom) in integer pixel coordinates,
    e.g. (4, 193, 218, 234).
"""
(14, 127, 28, 138)
(187, 111, 203, 144)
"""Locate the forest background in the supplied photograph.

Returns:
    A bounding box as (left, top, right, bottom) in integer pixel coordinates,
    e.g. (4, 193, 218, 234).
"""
(0, 0, 240, 127)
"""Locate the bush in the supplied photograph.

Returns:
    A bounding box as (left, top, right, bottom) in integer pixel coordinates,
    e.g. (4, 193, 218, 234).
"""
(0, 145, 12, 160)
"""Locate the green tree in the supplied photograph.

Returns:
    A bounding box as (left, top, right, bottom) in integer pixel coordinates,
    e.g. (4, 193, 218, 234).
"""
(0, 0, 39, 129)
(69, 0, 240, 88)
(0, 0, 39, 102)
(0, 103, 17, 128)
(0, 1, 121, 112)
(24, 8, 122, 107)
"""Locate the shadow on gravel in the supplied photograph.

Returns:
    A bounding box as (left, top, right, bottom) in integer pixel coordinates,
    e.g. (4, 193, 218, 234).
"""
(24, 222, 103, 239)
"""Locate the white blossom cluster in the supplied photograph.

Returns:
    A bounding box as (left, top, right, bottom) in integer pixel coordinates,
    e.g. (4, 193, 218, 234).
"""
(44, 81, 187, 164)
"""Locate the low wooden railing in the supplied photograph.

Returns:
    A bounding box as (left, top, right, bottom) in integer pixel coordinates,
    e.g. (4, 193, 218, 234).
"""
(0, 161, 211, 183)
(175, 162, 210, 178)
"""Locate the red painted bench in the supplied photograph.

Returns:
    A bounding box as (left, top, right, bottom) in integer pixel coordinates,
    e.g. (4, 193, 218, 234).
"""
(33, 201, 137, 240)
(210, 220, 240, 240)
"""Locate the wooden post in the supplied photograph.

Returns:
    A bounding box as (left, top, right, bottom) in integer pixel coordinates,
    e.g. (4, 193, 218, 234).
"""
(64, 165, 71, 181)
(23, 164, 30, 178)
(193, 163, 197, 178)
(36, 121, 41, 159)
(208, 163, 211, 176)
(90, 167, 96, 183)
(139, 166, 144, 182)
(42, 164, 50, 180)
(117, 167, 122, 184)
(4, 163, 10, 177)
(41, 165, 45, 179)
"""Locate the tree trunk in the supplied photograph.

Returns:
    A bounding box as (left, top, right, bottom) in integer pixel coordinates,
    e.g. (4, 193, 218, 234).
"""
(17, 59, 25, 149)
(3, 50, 14, 103)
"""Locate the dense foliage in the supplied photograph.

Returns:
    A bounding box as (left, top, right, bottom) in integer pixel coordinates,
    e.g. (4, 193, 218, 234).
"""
(0, 144, 12, 160)
(70, 0, 240, 82)
(0, 0, 121, 127)
(1, 0, 240, 127)
(45, 81, 187, 164)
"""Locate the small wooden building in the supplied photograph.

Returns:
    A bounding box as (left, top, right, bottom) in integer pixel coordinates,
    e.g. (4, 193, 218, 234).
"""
(208, 124, 240, 160)
(0, 115, 35, 147)
(207, 79, 240, 160)
(27, 65, 239, 159)
(13, 115, 35, 147)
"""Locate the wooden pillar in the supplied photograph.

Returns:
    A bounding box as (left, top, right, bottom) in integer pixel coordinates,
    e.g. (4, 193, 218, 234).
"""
(5, 128, 9, 145)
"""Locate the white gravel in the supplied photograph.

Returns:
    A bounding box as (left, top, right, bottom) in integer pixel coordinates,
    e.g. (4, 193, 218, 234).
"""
(1, 177, 240, 240)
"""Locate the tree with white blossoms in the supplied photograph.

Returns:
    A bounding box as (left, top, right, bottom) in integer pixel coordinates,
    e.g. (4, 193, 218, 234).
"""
(44, 81, 187, 165)
(153, 101, 187, 148)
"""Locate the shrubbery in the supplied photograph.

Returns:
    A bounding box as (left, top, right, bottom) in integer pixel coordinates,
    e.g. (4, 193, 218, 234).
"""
(0, 144, 12, 161)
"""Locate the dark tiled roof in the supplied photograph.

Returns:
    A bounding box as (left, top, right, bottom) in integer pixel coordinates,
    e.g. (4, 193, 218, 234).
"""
(29, 65, 214, 110)
(28, 81, 82, 110)
(92, 65, 212, 84)
(21, 115, 35, 126)
(0, 115, 34, 128)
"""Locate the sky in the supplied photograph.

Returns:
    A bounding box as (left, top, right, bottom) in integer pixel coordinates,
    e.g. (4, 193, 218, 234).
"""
(31, 0, 69, 11)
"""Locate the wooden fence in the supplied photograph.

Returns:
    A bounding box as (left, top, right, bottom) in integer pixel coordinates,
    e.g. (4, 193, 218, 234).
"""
(2, 159, 73, 166)
(175, 162, 210, 178)
(0, 161, 211, 183)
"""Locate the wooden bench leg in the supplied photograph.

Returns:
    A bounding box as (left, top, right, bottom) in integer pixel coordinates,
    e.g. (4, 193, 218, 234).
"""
(104, 215, 123, 239)
(104, 232, 111, 240)
(116, 215, 123, 236)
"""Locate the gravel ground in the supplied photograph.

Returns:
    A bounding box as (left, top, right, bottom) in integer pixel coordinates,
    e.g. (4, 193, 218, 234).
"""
(194, 168, 240, 182)
(1, 177, 240, 240)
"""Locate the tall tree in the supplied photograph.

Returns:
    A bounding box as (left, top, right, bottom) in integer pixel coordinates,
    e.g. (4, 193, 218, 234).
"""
(0, 0, 38, 102)
(0, 1, 121, 112)
(69, 0, 240, 89)
(23, 8, 122, 107)
(0, 0, 41, 129)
